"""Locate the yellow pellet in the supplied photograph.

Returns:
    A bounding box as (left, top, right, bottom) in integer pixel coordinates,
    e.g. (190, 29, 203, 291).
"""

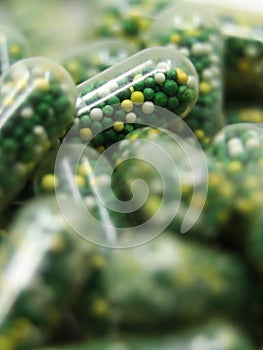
(80, 128, 93, 141)
(176, 68, 189, 84)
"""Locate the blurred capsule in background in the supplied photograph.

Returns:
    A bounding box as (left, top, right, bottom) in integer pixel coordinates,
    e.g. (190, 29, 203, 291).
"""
(0, 57, 77, 212)
(0, 25, 30, 77)
(91, 0, 153, 49)
(225, 104, 263, 125)
(58, 39, 136, 85)
(0, 196, 106, 350)
(74, 47, 198, 151)
(146, 2, 225, 148)
(3, 0, 95, 56)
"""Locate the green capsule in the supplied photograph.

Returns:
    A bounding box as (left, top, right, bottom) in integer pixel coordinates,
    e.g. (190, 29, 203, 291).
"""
(0, 57, 77, 212)
(0, 25, 30, 76)
(147, 3, 225, 148)
(75, 233, 252, 334)
(75, 47, 198, 151)
(0, 196, 105, 350)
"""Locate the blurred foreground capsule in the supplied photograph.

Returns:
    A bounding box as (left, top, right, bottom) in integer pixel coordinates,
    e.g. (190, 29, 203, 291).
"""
(75, 47, 198, 151)
(0, 196, 104, 350)
(0, 57, 77, 212)
(147, 3, 224, 147)
(43, 320, 255, 350)
(0, 25, 30, 76)
(75, 233, 253, 334)
(59, 39, 136, 85)
(207, 123, 263, 176)
(111, 125, 208, 235)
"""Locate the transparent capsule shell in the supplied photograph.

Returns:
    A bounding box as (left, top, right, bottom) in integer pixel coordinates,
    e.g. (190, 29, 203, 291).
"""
(110, 124, 208, 235)
(0, 57, 77, 212)
(147, 3, 224, 147)
(0, 25, 31, 77)
(74, 47, 198, 150)
(0, 195, 102, 350)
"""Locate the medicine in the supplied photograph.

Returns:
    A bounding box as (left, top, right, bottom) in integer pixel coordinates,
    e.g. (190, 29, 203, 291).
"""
(147, 3, 224, 148)
(0, 25, 30, 77)
(60, 39, 136, 84)
(111, 125, 207, 235)
(74, 233, 251, 332)
(75, 47, 198, 150)
(0, 196, 104, 350)
(0, 57, 77, 212)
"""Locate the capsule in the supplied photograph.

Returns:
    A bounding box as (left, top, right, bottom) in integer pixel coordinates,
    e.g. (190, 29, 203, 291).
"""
(217, 7, 263, 101)
(207, 123, 263, 175)
(75, 47, 198, 151)
(4, 0, 94, 55)
(0, 25, 30, 76)
(92, 1, 153, 49)
(225, 105, 263, 125)
(74, 232, 252, 334)
(0, 196, 105, 350)
(54, 142, 148, 248)
(111, 125, 208, 235)
(207, 124, 263, 246)
(147, 3, 224, 147)
(0, 57, 77, 212)
(60, 39, 136, 84)
(42, 321, 255, 350)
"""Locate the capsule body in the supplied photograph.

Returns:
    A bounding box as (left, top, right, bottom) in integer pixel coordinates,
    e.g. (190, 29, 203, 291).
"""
(75, 47, 198, 151)
(0, 196, 103, 350)
(0, 57, 76, 211)
(147, 3, 224, 147)
(0, 25, 30, 76)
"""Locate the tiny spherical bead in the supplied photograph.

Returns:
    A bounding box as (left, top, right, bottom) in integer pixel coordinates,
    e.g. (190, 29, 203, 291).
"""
(41, 174, 59, 191)
(176, 68, 189, 84)
(154, 72, 166, 84)
(125, 112, 137, 123)
(90, 107, 104, 121)
(142, 101, 155, 115)
(130, 91, 145, 103)
(80, 128, 93, 141)
(154, 92, 168, 106)
(113, 121, 124, 132)
(121, 99, 133, 112)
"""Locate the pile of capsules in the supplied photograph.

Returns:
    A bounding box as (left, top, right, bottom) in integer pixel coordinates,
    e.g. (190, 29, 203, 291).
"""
(0, 0, 263, 349)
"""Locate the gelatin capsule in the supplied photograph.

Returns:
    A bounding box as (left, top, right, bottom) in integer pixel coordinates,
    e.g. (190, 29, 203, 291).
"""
(60, 39, 136, 84)
(75, 232, 252, 333)
(93, 1, 153, 49)
(54, 142, 140, 247)
(111, 125, 207, 234)
(0, 25, 30, 76)
(207, 123, 263, 175)
(0, 196, 104, 350)
(75, 47, 198, 150)
(225, 105, 263, 125)
(0, 57, 77, 212)
(147, 3, 225, 147)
